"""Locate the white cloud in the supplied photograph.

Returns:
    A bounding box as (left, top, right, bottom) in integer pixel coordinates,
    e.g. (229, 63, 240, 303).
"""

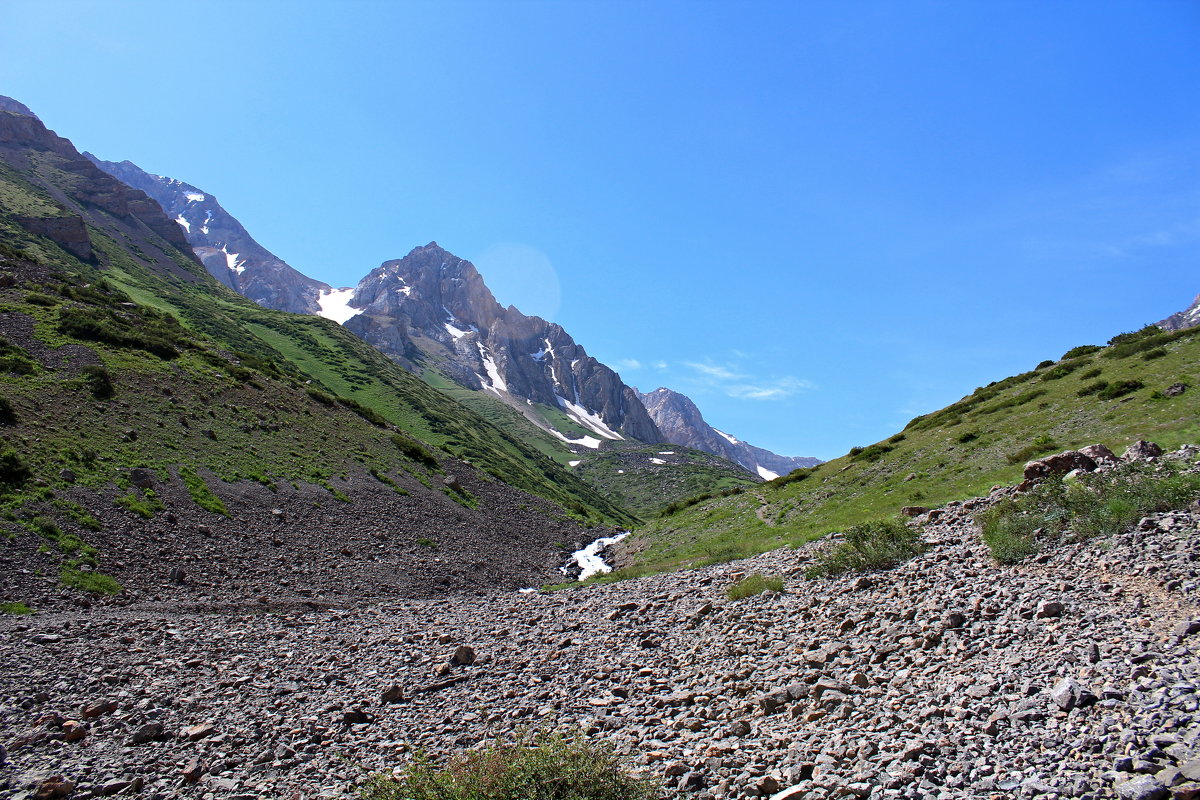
(727, 377, 815, 401)
(679, 358, 813, 401)
(684, 361, 747, 381)
(613, 358, 642, 370)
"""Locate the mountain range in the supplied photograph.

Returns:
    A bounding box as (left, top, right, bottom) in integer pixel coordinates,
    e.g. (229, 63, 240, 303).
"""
(75, 139, 815, 475)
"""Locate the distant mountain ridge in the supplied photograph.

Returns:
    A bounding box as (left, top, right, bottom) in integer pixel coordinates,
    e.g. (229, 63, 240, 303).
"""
(84, 155, 332, 315)
(57, 100, 817, 468)
(638, 387, 821, 478)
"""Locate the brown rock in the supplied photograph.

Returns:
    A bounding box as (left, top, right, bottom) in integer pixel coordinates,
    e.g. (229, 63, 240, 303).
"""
(1123, 440, 1163, 460)
(1023, 450, 1097, 480)
(34, 776, 74, 799)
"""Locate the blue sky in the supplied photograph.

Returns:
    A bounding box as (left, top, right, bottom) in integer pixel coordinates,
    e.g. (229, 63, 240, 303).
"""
(3, 0, 1198, 460)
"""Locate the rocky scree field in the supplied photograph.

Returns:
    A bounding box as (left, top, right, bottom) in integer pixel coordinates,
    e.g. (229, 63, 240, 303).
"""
(2, 444, 1199, 800)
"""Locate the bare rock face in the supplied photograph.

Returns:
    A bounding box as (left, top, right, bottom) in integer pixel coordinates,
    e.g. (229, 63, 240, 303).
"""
(1157, 292, 1200, 332)
(343, 242, 663, 443)
(0, 101, 202, 283)
(639, 386, 821, 478)
(84, 155, 330, 315)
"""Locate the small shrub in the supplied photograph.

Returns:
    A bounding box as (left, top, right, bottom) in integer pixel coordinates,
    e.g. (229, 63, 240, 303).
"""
(806, 518, 925, 577)
(416, 537, 437, 548)
(1098, 379, 1143, 400)
(979, 389, 1047, 415)
(392, 434, 439, 469)
(306, 387, 336, 406)
(361, 729, 657, 800)
(851, 443, 894, 462)
(1107, 325, 1159, 347)
(24, 292, 58, 307)
(847, 446, 864, 457)
(81, 364, 114, 398)
(1076, 380, 1109, 397)
(1035, 360, 1055, 370)
(1141, 347, 1167, 361)
(0, 395, 16, 425)
(956, 431, 980, 444)
(1061, 344, 1102, 360)
(1079, 366, 1103, 379)
(1005, 434, 1058, 465)
(1040, 361, 1085, 381)
(337, 396, 389, 427)
(0, 447, 31, 490)
(976, 462, 1200, 563)
(0, 337, 38, 375)
(726, 572, 784, 600)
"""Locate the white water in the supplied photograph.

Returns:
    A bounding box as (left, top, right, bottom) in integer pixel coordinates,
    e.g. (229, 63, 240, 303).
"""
(561, 531, 630, 580)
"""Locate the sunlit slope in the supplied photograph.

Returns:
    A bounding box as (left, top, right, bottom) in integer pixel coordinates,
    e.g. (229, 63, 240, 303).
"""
(627, 327, 1200, 573)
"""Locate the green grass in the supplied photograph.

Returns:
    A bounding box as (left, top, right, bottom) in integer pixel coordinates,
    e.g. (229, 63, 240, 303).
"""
(976, 460, 1200, 563)
(805, 518, 926, 577)
(0, 601, 34, 615)
(179, 467, 230, 515)
(361, 730, 657, 800)
(628, 325, 1200, 575)
(726, 572, 784, 599)
(59, 566, 122, 594)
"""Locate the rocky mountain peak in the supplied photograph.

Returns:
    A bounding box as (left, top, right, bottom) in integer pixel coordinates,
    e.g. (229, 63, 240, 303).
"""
(0, 94, 39, 119)
(1158, 292, 1200, 332)
(639, 386, 820, 479)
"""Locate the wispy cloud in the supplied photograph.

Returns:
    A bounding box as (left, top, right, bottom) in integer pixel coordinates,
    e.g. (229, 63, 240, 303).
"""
(613, 358, 642, 371)
(682, 359, 814, 401)
(684, 361, 747, 381)
(727, 377, 815, 400)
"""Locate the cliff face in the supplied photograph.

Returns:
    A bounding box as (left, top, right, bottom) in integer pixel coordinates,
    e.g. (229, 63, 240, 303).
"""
(340, 242, 663, 445)
(84, 156, 330, 314)
(0, 101, 201, 282)
(639, 386, 821, 478)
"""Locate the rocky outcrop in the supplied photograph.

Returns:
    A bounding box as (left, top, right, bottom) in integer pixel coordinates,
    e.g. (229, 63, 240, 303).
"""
(342, 242, 663, 443)
(1158, 293, 1200, 332)
(639, 386, 821, 478)
(2, 446, 1198, 799)
(0, 103, 202, 283)
(84, 156, 330, 314)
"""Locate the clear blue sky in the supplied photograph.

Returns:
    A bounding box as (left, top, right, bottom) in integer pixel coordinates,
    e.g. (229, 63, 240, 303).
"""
(4, 0, 1198, 460)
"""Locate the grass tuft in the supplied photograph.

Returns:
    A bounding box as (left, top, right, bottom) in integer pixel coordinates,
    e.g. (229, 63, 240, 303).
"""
(726, 572, 784, 600)
(806, 518, 925, 577)
(361, 729, 657, 800)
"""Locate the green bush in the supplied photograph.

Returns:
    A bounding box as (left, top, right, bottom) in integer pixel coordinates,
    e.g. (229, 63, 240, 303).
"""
(392, 434, 439, 469)
(0, 395, 16, 425)
(58, 306, 180, 359)
(806, 518, 925, 577)
(0, 447, 31, 490)
(362, 730, 657, 800)
(1005, 434, 1058, 465)
(305, 387, 336, 405)
(338, 395, 389, 427)
(1098, 379, 1143, 400)
(976, 461, 1200, 563)
(1079, 367, 1103, 380)
(81, 364, 114, 398)
(0, 337, 38, 375)
(115, 488, 163, 518)
(1141, 347, 1168, 361)
(0, 601, 34, 615)
(726, 572, 784, 600)
(1061, 345, 1102, 360)
(1077, 380, 1108, 397)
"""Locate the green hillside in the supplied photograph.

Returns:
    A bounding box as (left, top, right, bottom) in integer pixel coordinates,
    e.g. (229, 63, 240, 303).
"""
(622, 326, 1200, 574)
(0, 134, 635, 528)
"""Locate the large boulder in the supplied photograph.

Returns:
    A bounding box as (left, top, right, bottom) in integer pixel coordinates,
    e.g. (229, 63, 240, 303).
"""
(1023, 450, 1098, 481)
(1123, 440, 1163, 461)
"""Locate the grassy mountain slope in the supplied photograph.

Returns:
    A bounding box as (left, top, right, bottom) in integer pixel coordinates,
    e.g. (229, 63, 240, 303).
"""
(0, 119, 635, 529)
(620, 327, 1200, 574)
(569, 442, 760, 518)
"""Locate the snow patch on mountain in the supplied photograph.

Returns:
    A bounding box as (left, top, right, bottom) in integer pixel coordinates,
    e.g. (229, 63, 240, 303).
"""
(556, 396, 623, 442)
(756, 465, 780, 480)
(184, 192, 205, 202)
(478, 343, 507, 394)
(316, 288, 361, 324)
(714, 429, 740, 445)
(175, 215, 191, 234)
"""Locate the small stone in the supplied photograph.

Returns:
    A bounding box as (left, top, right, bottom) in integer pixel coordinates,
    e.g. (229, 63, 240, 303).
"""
(128, 720, 166, 744)
(381, 684, 405, 703)
(1124, 440, 1163, 461)
(451, 645, 476, 666)
(81, 699, 117, 719)
(34, 776, 74, 800)
(343, 708, 375, 724)
(182, 758, 204, 783)
(184, 722, 215, 742)
(1036, 600, 1065, 619)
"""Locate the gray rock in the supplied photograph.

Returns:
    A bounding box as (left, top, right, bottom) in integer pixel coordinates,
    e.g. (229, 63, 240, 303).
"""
(1116, 775, 1168, 800)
